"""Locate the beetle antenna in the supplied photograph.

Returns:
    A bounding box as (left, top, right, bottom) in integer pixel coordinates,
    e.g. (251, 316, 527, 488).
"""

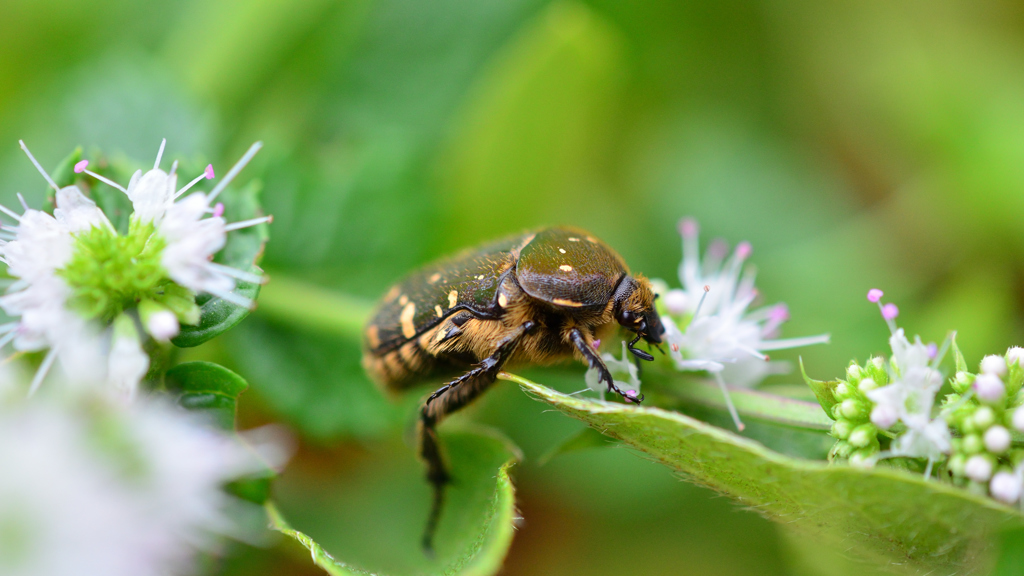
(692, 285, 710, 318)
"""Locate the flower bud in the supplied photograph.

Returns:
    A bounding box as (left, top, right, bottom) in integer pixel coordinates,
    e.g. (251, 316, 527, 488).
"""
(965, 455, 994, 482)
(849, 424, 877, 448)
(973, 406, 997, 430)
(948, 453, 967, 477)
(858, 378, 878, 393)
(984, 426, 1012, 454)
(840, 399, 866, 420)
(832, 441, 854, 459)
(1008, 347, 1024, 369)
(974, 373, 1006, 403)
(990, 471, 1022, 504)
(831, 420, 853, 440)
(846, 364, 864, 381)
(952, 371, 973, 394)
(1012, 406, 1024, 433)
(849, 451, 875, 468)
(963, 434, 984, 455)
(834, 382, 852, 400)
(982, 355, 1008, 377)
(870, 405, 898, 429)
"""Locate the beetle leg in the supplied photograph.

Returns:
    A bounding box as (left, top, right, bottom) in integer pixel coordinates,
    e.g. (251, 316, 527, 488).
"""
(569, 328, 643, 405)
(418, 320, 536, 554)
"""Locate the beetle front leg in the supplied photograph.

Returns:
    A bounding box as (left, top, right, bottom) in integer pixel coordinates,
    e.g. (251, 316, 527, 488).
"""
(569, 328, 643, 404)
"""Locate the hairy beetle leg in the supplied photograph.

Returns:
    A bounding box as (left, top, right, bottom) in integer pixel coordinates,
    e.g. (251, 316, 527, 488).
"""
(418, 321, 536, 554)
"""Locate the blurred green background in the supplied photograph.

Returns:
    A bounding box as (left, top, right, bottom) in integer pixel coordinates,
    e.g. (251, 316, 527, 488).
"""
(5, 0, 1024, 574)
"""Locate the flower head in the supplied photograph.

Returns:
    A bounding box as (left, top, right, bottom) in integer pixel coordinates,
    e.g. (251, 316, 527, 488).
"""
(0, 140, 269, 398)
(0, 399, 268, 576)
(659, 218, 829, 429)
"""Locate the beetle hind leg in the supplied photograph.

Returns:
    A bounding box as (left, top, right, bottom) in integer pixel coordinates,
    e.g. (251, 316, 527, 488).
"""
(417, 321, 536, 554)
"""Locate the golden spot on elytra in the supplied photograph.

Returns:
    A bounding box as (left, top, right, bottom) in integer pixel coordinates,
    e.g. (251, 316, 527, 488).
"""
(366, 325, 380, 348)
(559, 265, 573, 272)
(428, 273, 442, 284)
(448, 290, 458, 309)
(498, 292, 508, 308)
(552, 298, 584, 307)
(558, 248, 566, 254)
(586, 236, 598, 243)
(476, 274, 485, 280)
(399, 294, 409, 306)
(568, 237, 580, 242)
(384, 285, 400, 302)
(434, 304, 443, 317)
(400, 302, 416, 338)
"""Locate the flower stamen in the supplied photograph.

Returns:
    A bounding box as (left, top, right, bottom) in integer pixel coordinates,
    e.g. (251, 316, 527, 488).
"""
(27, 347, 58, 397)
(224, 215, 273, 232)
(208, 142, 262, 203)
(18, 140, 60, 192)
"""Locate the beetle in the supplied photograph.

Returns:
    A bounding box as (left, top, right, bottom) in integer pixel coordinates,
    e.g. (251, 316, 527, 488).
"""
(362, 227, 665, 552)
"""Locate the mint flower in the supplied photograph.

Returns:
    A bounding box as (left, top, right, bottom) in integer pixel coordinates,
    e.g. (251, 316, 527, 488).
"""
(0, 399, 271, 576)
(0, 141, 269, 398)
(659, 218, 829, 429)
(585, 341, 642, 401)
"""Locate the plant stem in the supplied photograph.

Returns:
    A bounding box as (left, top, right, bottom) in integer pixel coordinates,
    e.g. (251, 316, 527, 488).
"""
(256, 273, 371, 339)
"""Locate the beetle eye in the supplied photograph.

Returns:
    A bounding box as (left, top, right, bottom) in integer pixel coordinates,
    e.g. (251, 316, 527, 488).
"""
(617, 309, 638, 327)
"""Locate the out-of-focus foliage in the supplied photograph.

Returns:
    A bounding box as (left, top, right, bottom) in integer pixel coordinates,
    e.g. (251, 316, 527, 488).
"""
(9, 0, 1024, 574)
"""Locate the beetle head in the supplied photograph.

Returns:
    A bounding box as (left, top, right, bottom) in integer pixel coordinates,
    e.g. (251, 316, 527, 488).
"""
(613, 275, 666, 361)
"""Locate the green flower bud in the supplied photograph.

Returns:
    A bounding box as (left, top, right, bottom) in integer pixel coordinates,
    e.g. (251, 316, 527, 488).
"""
(849, 451, 876, 468)
(831, 420, 853, 440)
(833, 441, 854, 459)
(858, 378, 879, 393)
(835, 382, 852, 400)
(849, 424, 878, 448)
(963, 434, 984, 455)
(948, 453, 967, 477)
(973, 406, 996, 430)
(840, 399, 866, 420)
(831, 404, 844, 420)
(847, 363, 864, 382)
(952, 371, 973, 394)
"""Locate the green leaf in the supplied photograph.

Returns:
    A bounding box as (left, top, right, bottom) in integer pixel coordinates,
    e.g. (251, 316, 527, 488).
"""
(173, 273, 262, 348)
(952, 332, 969, 374)
(269, 428, 519, 576)
(174, 179, 269, 348)
(801, 357, 840, 420)
(502, 372, 1024, 575)
(165, 361, 249, 430)
(538, 426, 615, 466)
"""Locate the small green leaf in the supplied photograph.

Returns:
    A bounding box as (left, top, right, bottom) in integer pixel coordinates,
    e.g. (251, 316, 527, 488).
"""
(269, 429, 520, 576)
(173, 178, 269, 348)
(165, 361, 248, 430)
(800, 357, 840, 420)
(538, 426, 615, 465)
(173, 273, 262, 348)
(952, 332, 969, 374)
(50, 147, 83, 190)
(503, 372, 1024, 574)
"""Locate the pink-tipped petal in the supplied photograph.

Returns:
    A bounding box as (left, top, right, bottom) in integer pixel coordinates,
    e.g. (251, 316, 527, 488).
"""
(73, 160, 89, 174)
(927, 343, 938, 359)
(881, 303, 899, 320)
(708, 239, 729, 259)
(735, 241, 752, 259)
(867, 288, 884, 303)
(204, 164, 215, 179)
(678, 217, 698, 238)
(626, 390, 637, 397)
(212, 203, 224, 218)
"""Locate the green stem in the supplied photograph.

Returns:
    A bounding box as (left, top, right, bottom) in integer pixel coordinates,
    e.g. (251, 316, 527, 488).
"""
(256, 273, 371, 339)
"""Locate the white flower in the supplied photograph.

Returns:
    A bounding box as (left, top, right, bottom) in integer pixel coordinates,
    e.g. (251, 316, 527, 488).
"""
(1007, 346, 1024, 369)
(659, 218, 829, 430)
(585, 341, 642, 401)
(1013, 406, 1024, 433)
(973, 373, 1006, 403)
(663, 218, 830, 388)
(866, 330, 944, 428)
(0, 399, 268, 576)
(0, 140, 269, 398)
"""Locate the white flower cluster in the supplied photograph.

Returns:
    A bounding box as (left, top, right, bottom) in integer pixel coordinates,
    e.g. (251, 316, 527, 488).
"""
(0, 140, 268, 400)
(0, 399, 269, 576)
(658, 218, 829, 429)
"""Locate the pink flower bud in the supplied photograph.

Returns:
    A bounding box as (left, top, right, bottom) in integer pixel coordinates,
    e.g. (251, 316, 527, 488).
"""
(73, 160, 89, 173)
(974, 373, 1006, 403)
(678, 218, 697, 238)
(881, 303, 899, 320)
(991, 471, 1022, 504)
(204, 164, 215, 179)
(866, 288, 883, 303)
